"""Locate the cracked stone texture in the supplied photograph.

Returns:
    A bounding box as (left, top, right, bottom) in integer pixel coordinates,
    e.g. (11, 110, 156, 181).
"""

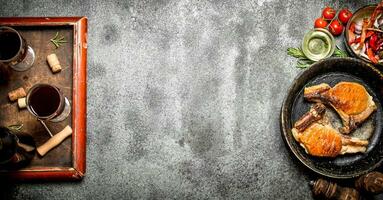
(1, 0, 383, 199)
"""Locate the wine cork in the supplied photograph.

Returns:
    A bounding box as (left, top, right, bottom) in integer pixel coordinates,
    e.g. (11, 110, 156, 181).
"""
(47, 53, 62, 73)
(8, 87, 26, 102)
(37, 125, 72, 157)
(17, 97, 26, 109)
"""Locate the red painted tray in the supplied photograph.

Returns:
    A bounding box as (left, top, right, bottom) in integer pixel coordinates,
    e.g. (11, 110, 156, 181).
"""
(0, 17, 87, 181)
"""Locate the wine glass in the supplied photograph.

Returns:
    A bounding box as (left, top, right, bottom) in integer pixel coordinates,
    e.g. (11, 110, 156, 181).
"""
(26, 84, 71, 136)
(0, 26, 35, 71)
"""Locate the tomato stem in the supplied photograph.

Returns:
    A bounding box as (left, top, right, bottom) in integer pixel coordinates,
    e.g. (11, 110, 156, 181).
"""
(326, 9, 341, 29)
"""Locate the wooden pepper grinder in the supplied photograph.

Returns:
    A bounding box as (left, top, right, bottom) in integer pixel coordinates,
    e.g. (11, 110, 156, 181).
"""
(355, 172, 383, 194)
(310, 179, 360, 200)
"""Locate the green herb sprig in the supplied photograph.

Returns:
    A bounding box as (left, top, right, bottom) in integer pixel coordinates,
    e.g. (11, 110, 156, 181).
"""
(8, 124, 23, 132)
(50, 32, 67, 49)
(333, 47, 348, 58)
(287, 46, 348, 69)
(287, 47, 315, 68)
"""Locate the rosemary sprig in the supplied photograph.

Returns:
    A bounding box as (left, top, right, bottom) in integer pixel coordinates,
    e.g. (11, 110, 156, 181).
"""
(8, 124, 23, 132)
(50, 32, 67, 49)
(333, 46, 348, 58)
(297, 59, 315, 69)
(287, 47, 306, 58)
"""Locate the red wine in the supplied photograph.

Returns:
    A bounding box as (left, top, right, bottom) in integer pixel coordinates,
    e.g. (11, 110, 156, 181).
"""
(0, 30, 21, 60)
(29, 85, 61, 117)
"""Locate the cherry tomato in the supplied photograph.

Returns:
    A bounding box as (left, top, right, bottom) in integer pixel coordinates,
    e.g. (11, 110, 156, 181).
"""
(338, 8, 353, 24)
(322, 6, 336, 20)
(329, 20, 344, 36)
(314, 17, 328, 28)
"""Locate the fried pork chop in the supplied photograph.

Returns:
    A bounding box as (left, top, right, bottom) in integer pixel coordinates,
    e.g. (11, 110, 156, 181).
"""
(292, 103, 368, 157)
(304, 82, 377, 134)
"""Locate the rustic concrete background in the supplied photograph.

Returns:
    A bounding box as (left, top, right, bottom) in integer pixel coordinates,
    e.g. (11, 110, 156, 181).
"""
(0, 0, 382, 199)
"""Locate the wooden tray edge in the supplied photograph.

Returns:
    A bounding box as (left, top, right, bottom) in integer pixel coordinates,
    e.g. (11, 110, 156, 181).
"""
(0, 167, 84, 182)
(72, 16, 87, 179)
(0, 17, 87, 26)
(0, 17, 88, 181)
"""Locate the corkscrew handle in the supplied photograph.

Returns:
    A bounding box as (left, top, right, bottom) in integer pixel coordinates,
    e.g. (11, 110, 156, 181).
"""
(37, 125, 72, 157)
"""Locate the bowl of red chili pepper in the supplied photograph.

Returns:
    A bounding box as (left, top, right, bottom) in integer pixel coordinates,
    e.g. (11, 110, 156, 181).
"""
(345, 3, 383, 66)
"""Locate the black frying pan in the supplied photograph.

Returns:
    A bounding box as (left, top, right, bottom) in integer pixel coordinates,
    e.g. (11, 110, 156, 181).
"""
(280, 57, 383, 179)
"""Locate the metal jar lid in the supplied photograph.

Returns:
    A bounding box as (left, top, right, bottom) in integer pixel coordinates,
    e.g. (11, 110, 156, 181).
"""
(302, 28, 335, 61)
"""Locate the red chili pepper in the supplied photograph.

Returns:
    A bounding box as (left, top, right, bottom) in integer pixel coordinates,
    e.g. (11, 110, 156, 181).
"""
(357, 19, 370, 50)
(370, 34, 378, 51)
(348, 32, 356, 44)
(349, 37, 361, 45)
(366, 31, 375, 38)
(368, 1, 383, 28)
(349, 31, 375, 46)
(348, 22, 356, 44)
(367, 48, 379, 64)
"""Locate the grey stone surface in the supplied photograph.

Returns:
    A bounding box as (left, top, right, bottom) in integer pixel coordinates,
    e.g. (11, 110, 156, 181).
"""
(0, 0, 382, 199)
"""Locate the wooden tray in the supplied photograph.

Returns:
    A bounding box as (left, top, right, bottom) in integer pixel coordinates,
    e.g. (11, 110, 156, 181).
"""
(0, 17, 87, 181)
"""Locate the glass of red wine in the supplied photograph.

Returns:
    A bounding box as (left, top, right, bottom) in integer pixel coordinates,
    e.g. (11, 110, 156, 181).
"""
(26, 84, 71, 136)
(0, 26, 35, 71)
